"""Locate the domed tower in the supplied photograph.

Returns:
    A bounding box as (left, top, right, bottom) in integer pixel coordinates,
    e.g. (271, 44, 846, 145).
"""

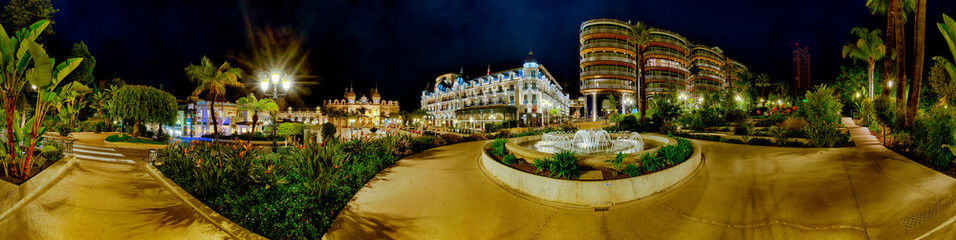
(371, 86, 381, 104)
(522, 51, 539, 78)
(345, 86, 356, 103)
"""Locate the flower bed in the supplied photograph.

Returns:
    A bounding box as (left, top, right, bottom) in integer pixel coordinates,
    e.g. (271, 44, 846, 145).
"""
(156, 133, 490, 239)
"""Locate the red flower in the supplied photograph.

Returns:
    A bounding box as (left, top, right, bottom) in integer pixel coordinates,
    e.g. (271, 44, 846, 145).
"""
(772, 107, 777, 111)
(756, 110, 761, 114)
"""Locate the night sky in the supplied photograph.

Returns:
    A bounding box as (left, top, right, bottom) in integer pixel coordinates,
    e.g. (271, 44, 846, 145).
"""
(36, 0, 956, 111)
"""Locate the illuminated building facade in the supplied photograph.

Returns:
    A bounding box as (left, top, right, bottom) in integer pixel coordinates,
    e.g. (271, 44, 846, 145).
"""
(420, 52, 571, 128)
(324, 87, 401, 127)
(580, 19, 748, 120)
(792, 43, 811, 94)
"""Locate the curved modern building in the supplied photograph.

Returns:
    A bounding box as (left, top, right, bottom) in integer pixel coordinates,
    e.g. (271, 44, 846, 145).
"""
(644, 28, 690, 97)
(579, 18, 748, 120)
(688, 45, 725, 92)
(579, 19, 637, 120)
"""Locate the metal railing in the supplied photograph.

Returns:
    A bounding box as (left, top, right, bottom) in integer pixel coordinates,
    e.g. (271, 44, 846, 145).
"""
(41, 136, 75, 156)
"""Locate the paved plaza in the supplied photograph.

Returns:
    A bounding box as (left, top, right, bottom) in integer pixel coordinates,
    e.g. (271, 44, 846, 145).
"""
(325, 119, 956, 239)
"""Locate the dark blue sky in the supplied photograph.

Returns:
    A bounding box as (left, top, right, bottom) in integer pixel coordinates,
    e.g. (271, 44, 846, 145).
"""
(38, 0, 956, 110)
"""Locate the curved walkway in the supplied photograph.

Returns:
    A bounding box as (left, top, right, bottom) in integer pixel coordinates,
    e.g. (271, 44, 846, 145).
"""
(0, 133, 245, 239)
(325, 118, 956, 239)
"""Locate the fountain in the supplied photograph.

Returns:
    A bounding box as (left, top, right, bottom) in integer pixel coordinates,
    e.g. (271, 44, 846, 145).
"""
(534, 129, 645, 155)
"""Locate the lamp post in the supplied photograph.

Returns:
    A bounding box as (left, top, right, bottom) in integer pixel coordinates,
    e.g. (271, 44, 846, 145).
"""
(260, 72, 292, 153)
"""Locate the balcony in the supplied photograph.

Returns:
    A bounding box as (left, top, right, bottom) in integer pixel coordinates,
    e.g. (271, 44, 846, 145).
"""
(580, 70, 636, 79)
(645, 49, 687, 60)
(580, 28, 629, 37)
(580, 56, 635, 65)
(580, 42, 633, 52)
(581, 83, 635, 91)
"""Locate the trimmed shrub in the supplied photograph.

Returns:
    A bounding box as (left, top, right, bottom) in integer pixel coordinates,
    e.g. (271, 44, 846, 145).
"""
(747, 138, 775, 146)
(440, 133, 464, 144)
(803, 85, 845, 147)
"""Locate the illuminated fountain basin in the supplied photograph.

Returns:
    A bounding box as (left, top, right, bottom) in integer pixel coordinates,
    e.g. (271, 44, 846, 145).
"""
(532, 129, 645, 155)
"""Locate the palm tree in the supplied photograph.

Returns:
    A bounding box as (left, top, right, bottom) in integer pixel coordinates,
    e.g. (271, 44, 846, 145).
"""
(184, 56, 245, 142)
(905, 0, 926, 128)
(629, 22, 651, 121)
(935, 14, 956, 81)
(754, 74, 771, 104)
(867, 0, 915, 127)
(237, 93, 278, 140)
(842, 27, 886, 100)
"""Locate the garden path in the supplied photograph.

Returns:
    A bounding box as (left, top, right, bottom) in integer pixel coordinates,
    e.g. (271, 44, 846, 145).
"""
(325, 118, 956, 239)
(0, 133, 236, 239)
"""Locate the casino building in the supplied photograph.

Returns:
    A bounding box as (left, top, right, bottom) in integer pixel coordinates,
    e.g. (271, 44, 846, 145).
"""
(420, 52, 571, 128)
(580, 19, 748, 120)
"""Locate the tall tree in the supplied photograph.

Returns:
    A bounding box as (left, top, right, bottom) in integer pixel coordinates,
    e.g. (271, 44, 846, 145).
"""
(184, 56, 245, 141)
(867, 0, 914, 126)
(111, 85, 177, 137)
(628, 22, 651, 121)
(237, 93, 278, 140)
(754, 73, 771, 103)
(842, 27, 885, 100)
(67, 41, 95, 86)
(0, 0, 56, 36)
(905, 0, 926, 128)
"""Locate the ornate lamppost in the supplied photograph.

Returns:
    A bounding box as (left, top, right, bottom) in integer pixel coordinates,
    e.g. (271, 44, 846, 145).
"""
(260, 72, 292, 153)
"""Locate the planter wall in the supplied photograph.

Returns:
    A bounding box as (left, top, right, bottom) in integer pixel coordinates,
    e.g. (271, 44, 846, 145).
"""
(480, 139, 702, 207)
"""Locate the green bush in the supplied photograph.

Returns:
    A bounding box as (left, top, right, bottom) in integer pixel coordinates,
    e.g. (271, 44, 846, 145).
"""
(490, 138, 508, 157)
(440, 133, 464, 144)
(320, 123, 336, 142)
(605, 152, 627, 170)
(803, 85, 845, 147)
(617, 114, 639, 132)
(622, 163, 641, 177)
(41, 143, 64, 162)
(546, 151, 579, 180)
(638, 151, 665, 172)
(747, 137, 775, 146)
(502, 154, 518, 165)
(531, 158, 549, 173)
(913, 107, 956, 168)
(873, 95, 895, 130)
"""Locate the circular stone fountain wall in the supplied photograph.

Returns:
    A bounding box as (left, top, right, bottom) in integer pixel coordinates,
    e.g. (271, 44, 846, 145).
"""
(481, 133, 703, 207)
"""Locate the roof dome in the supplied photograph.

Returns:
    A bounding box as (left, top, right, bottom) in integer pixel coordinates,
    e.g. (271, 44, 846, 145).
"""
(345, 87, 356, 99)
(524, 51, 537, 63)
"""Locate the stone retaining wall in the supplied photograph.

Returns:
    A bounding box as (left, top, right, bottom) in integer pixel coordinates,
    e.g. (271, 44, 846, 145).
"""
(480, 140, 703, 207)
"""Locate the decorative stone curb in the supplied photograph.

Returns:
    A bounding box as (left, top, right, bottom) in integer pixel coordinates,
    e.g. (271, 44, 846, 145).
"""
(0, 156, 77, 221)
(144, 163, 267, 240)
(480, 139, 703, 207)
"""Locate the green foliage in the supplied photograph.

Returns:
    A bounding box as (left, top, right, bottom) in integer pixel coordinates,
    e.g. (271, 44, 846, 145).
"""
(440, 133, 464, 144)
(652, 96, 682, 122)
(617, 114, 638, 131)
(873, 95, 896, 128)
(913, 107, 956, 168)
(546, 150, 580, 180)
(747, 137, 775, 146)
(320, 123, 336, 142)
(490, 138, 508, 157)
(288, 144, 343, 198)
(1, 0, 57, 36)
(943, 145, 956, 165)
(40, 142, 62, 161)
(605, 152, 627, 170)
(531, 158, 548, 173)
(105, 134, 165, 145)
(622, 163, 642, 177)
(67, 41, 94, 85)
(502, 154, 518, 165)
(638, 151, 665, 172)
(111, 85, 177, 125)
(803, 85, 846, 147)
(277, 123, 305, 137)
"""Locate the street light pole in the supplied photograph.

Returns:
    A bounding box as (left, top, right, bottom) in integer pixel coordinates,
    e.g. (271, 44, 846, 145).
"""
(261, 72, 292, 153)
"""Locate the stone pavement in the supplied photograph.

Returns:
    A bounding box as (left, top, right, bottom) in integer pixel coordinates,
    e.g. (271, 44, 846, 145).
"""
(0, 133, 240, 239)
(325, 118, 956, 239)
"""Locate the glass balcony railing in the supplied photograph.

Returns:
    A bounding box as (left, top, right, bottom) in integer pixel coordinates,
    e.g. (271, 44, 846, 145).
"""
(580, 70, 636, 78)
(580, 42, 633, 51)
(580, 56, 636, 65)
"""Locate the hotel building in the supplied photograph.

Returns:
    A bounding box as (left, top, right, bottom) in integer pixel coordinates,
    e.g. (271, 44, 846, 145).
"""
(792, 43, 811, 94)
(420, 52, 571, 128)
(579, 19, 748, 120)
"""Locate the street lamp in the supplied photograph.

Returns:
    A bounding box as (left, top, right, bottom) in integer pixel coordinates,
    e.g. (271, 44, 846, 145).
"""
(260, 72, 292, 153)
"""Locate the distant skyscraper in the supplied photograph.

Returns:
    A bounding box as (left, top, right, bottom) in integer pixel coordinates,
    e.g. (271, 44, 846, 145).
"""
(792, 43, 811, 94)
